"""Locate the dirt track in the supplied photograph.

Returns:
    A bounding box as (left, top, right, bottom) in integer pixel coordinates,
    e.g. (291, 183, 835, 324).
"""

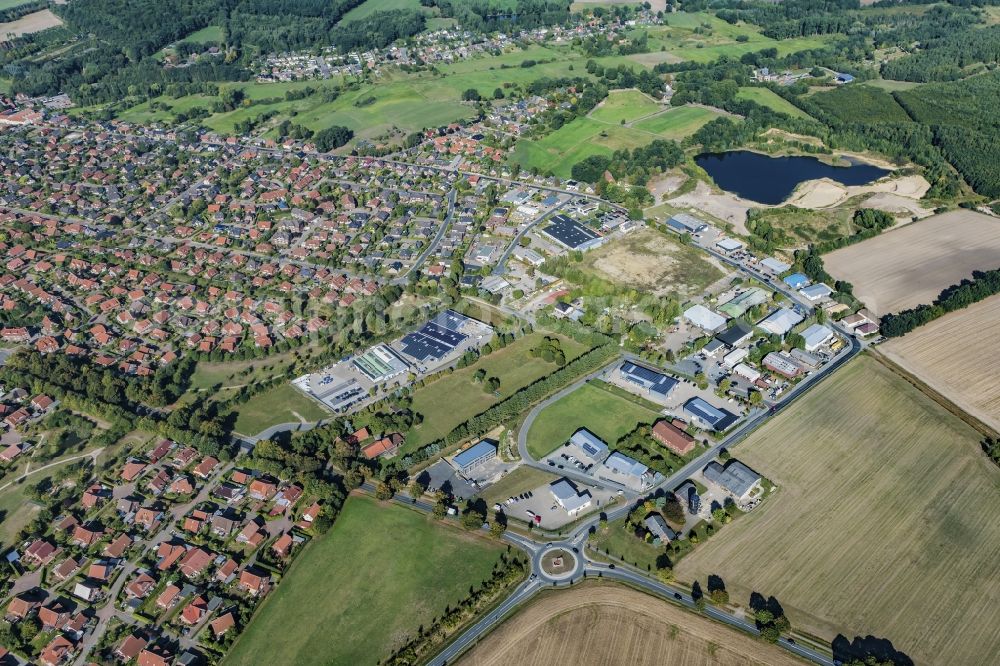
(458, 584, 805, 666)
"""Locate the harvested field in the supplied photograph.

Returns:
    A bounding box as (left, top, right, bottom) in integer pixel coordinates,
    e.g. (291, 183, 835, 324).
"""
(0, 9, 62, 37)
(579, 227, 725, 297)
(674, 356, 1000, 666)
(881, 293, 1000, 432)
(458, 584, 804, 666)
(824, 210, 1000, 315)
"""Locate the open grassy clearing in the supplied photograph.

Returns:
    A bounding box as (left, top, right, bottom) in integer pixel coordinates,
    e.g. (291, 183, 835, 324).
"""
(0, 0, 35, 9)
(588, 89, 663, 124)
(179, 25, 223, 44)
(574, 227, 726, 297)
(459, 583, 804, 666)
(823, 210, 1000, 315)
(526, 381, 661, 459)
(674, 355, 1000, 666)
(223, 495, 505, 666)
(735, 87, 810, 119)
(229, 383, 331, 435)
(881, 293, 1000, 433)
(0, 482, 41, 547)
(404, 331, 591, 450)
(477, 465, 560, 508)
(339, 0, 424, 23)
(188, 348, 309, 390)
(862, 78, 923, 92)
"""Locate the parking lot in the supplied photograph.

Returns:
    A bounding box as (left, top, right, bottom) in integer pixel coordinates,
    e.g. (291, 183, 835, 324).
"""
(494, 477, 617, 529)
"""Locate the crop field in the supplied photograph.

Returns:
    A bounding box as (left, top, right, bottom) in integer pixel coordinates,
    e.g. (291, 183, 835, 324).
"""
(526, 381, 661, 459)
(631, 105, 725, 138)
(575, 227, 726, 297)
(404, 331, 591, 450)
(458, 584, 804, 666)
(223, 495, 505, 666)
(229, 383, 330, 436)
(823, 210, 1000, 315)
(674, 356, 1000, 666)
(881, 293, 1000, 432)
(588, 89, 662, 124)
(735, 87, 811, 119)
(0, 9, 63, 37)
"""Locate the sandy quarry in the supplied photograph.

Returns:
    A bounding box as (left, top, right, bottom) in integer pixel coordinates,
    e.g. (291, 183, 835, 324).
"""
(667, 180, 755, 234)
(785, 174, 930, 209)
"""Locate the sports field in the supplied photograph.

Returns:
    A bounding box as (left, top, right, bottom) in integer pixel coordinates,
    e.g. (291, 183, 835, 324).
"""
(458, 584, 804, 666)
(631, 105, 726, 138)
(526, 381, 661, 459)
(588, 89, 662, 124)
(404, 331, 591, 450)
(230, 383, 331, 435)
(674, 355, 1000, 666)
(180, 25, 223, 44)
(823, 210, 1000, 315)
(223, 495, 505, 666)
(339, 0, 424, 23)
(881, 293, 1000, 432)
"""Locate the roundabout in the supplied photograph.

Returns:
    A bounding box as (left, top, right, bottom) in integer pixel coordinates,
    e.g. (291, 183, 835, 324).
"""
(536, 545, 582, 582)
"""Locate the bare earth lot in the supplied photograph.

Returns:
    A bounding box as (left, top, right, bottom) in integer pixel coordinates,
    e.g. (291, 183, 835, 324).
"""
(675, 356, 1000, 666)
(458, 584, 803, 666)
(824, 210, 1000, 315)
(881, 293, 1000, 432)
(0, 9, 63, 37)
(581, 227, 725, 297)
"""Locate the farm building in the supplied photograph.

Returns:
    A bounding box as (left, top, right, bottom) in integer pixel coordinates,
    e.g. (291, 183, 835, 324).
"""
(683, 397, 739, 432)
(703, 460, 762, 504)
(615, 360, 678, 401)
(549, 479, 592, 515)
(783, 273, 809, 289)
(801, 324, 835, 352)
(451, 440, 497, 475)
(652, 420, 695, 456)
(569, 429, 609, 464)
(799, 283, 834, 301)
(666, 213, 708, 235)
(757, 308, 804, 336)
(598, 452, 660, 491)
(684, 304, 726, 332)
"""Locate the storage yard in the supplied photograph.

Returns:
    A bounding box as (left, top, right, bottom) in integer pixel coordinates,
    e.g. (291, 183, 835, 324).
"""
(674, 356, 1000, 666)
(823, 210, 1000, 315)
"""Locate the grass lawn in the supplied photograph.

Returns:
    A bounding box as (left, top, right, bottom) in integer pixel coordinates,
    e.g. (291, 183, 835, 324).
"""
(0, 0, 33, 9)
(526, 381, 661, 459)
(511, 117, 653, 178)
(0, 482, 41, 546)
(229, 384, 330, 436)
(188, 351, 304, 391)
(735, 87, 810, 119)
(674, 355, 1000, 665)
(862, 78, 923, 92)
(631, 105, 725, 139)
(180, 25, 223, 44)
(222, 495, 506, 666)
(339, 0, 424, 23)
(589, 89, 663, 124)
(404, 332, 591, 451)
(589, 516, 664, 570)
(477, 465, 560, 508)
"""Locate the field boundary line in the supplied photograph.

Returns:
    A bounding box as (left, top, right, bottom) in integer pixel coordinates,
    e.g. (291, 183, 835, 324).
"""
(869, 349, 999, 439)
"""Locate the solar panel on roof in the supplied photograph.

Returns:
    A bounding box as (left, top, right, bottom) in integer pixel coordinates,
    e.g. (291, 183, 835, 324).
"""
(400, 333, 451, 361)
(420, 321, 466, 349)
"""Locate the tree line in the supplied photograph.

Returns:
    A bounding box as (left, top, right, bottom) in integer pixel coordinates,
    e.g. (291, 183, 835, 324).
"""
(880, 266, 1000, 337)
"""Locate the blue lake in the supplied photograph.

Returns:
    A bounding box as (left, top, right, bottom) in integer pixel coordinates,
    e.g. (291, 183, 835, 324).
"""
(694, 151, 891, 205)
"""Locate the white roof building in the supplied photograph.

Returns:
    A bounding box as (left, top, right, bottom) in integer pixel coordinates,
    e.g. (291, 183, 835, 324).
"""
(733, 363, 762, 383)
(760, 257, 791, 274)
(801, 323, 835, 351)
(549, 479, 592, 515)
(758, 308, 804, 336)
(799, 283, 834, 301)
(716, 237, 744, 252)
(722, 347, 749, 368)
(684, 304, 726, 332)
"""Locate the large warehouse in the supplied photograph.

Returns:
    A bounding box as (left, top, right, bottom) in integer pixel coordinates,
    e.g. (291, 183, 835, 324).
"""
(616, 360, 679, 401)
(684, 304, 727, 332)
(542, 214, 603, 250)
(757, 307, 804, 336)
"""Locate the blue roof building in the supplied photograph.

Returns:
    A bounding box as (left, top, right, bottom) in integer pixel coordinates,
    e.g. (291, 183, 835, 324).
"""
(684, 397, 739, 432)
(783, 273, 810, 289)
(452, 440, 497, 473)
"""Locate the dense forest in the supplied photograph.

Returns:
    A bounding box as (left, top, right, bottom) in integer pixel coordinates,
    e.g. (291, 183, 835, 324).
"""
(420, 0, 572, 32)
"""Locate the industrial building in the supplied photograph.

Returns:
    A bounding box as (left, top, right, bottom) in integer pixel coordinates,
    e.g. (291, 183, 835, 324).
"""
(549, 478, 593, 515)
(542, 214, 603, 250)
(451, 440, 497, 475)
(615, 360, 678, 401)
(757, 308, 804, 336)
(666, 213, 708, 234)
(684, 304, 726, 332)
(352, 345, 410, 383)
(569, 429, 609, 464)
(703, 460, 763, 504)
(801, 323, 835, 352)
(683, 397, 739, 432)
(597, 451, 660, 491)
